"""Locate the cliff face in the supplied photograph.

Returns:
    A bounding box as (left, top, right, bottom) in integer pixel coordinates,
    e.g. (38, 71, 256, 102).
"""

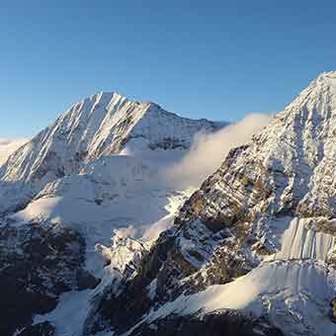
(89, 73, 336, 336)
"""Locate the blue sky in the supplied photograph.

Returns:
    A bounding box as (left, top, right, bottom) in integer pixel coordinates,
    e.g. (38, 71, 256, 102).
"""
(1, 0, 336, 137)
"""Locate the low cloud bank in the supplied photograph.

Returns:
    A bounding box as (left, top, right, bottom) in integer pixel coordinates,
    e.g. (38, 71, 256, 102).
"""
(163, 113, 272, 188)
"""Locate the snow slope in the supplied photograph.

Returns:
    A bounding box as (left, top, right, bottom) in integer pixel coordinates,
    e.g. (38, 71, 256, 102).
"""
(11, 154, 194, 336)
(130, 216, 336, 335)
(10, 155, 192, 275)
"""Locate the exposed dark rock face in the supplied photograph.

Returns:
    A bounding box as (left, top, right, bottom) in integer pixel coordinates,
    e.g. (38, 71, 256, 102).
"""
(16, 322, 55, 336)
(84, 231, 175, 335)
(0, 222, 98, 336)
(128, 311, 283, 336)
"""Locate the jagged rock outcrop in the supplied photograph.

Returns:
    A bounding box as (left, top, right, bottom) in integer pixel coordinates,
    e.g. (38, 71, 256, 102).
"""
(0, 221, 98, 336)
(128, 311, 283, 336)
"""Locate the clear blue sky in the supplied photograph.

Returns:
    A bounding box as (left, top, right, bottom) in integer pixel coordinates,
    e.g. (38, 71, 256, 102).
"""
(1, 0, 336, 137)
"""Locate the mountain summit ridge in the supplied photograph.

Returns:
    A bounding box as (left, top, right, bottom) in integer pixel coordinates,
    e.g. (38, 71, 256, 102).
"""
(1, 91, 220, 183)
(0, 91, 221, 216)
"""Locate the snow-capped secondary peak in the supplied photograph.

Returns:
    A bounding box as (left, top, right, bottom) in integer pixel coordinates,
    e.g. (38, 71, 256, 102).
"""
(0, 89, 226, 335)
(0, 91, 221, 216)
(247, 70, 336, 219)
(1, 91, 219, 184)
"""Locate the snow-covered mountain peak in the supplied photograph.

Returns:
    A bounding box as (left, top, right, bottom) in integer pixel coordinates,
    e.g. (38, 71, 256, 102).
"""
(314, 70, 336, 83)
(251, 71, 336, 171)
(0, 90, 226, 335)
(0, 91, 221, 216)
(62, 90, 148, 128)
(1, 91, 219, 182)
(282, 70, 336, 118)
(305, 70, 336, 90)
(5, 73, 336, 336)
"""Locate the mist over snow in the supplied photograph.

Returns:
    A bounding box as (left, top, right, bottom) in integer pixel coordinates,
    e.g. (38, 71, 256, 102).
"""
(0, 138, 28, 165)
(163, 113, 273, 188)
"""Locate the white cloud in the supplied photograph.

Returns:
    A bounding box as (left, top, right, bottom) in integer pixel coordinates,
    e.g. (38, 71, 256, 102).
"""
(163, 113, 272, 188)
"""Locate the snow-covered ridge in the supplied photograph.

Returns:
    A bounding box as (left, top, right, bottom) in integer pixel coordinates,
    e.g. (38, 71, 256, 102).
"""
(0, 91, 221, 216)
(128, 260, 336, 336)
(1, 91, 219, 184)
